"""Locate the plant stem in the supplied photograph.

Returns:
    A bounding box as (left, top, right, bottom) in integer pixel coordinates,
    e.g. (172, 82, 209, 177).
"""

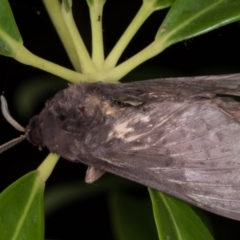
(14, 46, 89, 83)
(38, 153, 60, 182)
(61, 1, 96, 74)
(103, 1, 155, 70)
(105, 39, 168, 82)
(42, 0, 81, 72)
(87, 0, 106, 70)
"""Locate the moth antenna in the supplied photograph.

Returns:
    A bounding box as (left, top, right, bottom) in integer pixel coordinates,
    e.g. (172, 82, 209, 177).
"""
(1, 95, 25, 132)
(0, 135, 26, 154)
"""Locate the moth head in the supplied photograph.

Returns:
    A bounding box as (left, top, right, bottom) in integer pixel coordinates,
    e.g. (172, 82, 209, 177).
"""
(0, 94, 105, 183)
(0, 95, 44, 153)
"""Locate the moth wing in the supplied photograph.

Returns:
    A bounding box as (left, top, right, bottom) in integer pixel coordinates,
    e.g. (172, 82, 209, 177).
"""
(120, 73, 240, 97)
(92, 100, 240, 220)
(173, 73, 240, 95)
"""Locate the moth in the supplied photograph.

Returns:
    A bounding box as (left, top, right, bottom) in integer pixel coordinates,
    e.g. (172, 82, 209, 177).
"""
(1, 73, 240, 220)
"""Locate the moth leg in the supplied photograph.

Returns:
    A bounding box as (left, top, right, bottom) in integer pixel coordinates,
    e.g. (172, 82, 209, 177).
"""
(85, 166, 106, 183)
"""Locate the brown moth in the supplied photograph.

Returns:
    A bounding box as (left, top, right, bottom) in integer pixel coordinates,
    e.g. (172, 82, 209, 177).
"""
(2, 73, 240, 220)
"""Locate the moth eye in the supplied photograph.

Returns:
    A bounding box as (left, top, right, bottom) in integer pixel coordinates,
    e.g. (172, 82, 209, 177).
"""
(28, 128, 43, 146)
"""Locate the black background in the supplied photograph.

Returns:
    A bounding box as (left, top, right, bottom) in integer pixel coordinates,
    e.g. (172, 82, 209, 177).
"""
(0, 0, 240, 239)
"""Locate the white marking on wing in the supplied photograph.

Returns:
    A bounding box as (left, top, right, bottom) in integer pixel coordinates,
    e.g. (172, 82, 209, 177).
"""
(100, 157, 132, 167)
(184, 169, 207, 182)
(120, 103, 189, 142)
(140, 115, 150, 123)
(190, 193, 240, 205)
(107, 121, 134, 140)
(147, 167, 172, 172)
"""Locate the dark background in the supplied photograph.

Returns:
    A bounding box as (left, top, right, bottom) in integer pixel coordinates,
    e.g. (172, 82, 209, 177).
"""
(0, 0, 240, 239)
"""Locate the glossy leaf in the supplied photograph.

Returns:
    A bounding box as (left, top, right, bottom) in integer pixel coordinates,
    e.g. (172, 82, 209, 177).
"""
(149, 189, 214, 240)
(0, 154, 59, 240)
(109, 191, 158, 240)
(0, 171, 44, 240)
(104, 0, 240, 81)
(103, 0, 174, 71)
(156, 0, 240, 45)
(0, 0, 23, 56)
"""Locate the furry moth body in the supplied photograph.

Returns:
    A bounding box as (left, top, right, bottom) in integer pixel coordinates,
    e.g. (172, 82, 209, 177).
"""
(3, 73, 240, 220)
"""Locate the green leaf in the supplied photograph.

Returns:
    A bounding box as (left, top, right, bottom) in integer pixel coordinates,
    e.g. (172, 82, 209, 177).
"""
(0, 154, 59, 240)
(109, 191, 158, 240)
(0, 171, 44, 240)
(156, 0, 240, 45)
(103, 0, 174, 71)
(0, 0, 23, 56)
(148, 189, 214, 240)
(104, 0, 240, 81)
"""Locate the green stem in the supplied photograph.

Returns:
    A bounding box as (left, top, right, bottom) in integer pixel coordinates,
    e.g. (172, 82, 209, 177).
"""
(14, 46, 88, 83)
(87, 0, 106, 70)
(103, 1, 155, 70)
(42, 0, 81, 72)
(105, 39, 168, 82)
(38, 153, 60, 182)
(61, 1, 96, 74)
